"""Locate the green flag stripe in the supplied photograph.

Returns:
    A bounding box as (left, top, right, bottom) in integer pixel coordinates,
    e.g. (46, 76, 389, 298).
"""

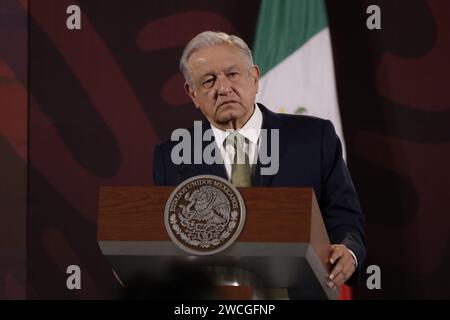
(253, 0, 328, 76)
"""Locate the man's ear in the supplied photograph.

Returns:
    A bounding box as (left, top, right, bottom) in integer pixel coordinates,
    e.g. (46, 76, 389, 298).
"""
(184, 82, 199, 108)
(252, 65, 260, 93)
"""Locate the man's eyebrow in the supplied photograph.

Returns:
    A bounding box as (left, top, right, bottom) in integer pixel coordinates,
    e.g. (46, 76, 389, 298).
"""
(199, 65, 240, 80)
(224, 65, 239, 72)
(200, 72, 216, 80)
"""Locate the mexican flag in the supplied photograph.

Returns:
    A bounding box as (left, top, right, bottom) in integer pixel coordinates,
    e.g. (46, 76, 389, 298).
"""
(253, 0, 351, 299)
(253, 0, 346, 159)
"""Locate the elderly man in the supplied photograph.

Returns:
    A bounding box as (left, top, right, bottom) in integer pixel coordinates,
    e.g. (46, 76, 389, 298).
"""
(153, 31, 366, 296)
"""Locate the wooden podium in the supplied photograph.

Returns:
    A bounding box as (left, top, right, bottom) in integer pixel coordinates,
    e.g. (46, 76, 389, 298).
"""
(97, 186, 338, 300)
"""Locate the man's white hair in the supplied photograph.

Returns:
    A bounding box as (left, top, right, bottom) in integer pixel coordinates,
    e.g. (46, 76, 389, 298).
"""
(180, 31, 254, 86)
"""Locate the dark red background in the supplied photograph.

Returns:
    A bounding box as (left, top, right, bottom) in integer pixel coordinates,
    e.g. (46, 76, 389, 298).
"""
(1, 0, 449, 299)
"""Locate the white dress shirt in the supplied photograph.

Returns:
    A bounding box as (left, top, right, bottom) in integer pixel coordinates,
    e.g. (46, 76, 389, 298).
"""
(210, 104, 262, 180)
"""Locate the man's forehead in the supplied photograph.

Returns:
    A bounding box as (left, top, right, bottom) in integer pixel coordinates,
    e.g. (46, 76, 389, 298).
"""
(197, 64, 240, 76)
(188, 44, 246, 67)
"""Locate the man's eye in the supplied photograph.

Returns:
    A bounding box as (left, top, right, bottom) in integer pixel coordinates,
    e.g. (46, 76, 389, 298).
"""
(229, 72, 239, 79)
(202, 79, 214, 88)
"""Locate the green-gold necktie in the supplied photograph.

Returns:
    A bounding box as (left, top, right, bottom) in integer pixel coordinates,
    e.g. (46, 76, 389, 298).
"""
(225, 133, 252, 187)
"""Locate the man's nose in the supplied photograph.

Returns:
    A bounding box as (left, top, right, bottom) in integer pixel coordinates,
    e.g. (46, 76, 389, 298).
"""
(216, 75, 232, 95)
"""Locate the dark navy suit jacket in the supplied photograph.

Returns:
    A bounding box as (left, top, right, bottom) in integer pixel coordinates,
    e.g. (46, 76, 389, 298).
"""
(153, 104, 366, 286)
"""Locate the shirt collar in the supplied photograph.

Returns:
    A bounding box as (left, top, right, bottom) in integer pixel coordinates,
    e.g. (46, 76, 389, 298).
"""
(210, 104, 263, 147)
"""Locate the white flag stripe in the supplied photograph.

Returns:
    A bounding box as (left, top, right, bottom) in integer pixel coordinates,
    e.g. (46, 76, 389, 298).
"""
(257, 28, 346, 159)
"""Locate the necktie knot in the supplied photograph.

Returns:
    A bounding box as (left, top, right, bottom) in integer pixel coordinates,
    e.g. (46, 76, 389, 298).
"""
(224, 132, 245, 150)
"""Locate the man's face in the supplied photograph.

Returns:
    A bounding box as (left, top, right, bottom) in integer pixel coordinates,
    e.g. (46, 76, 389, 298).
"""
(184, 44, 260, 130)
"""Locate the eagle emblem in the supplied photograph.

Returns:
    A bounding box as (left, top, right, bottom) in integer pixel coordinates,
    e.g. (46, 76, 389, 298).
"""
(164, 175, 246, 255)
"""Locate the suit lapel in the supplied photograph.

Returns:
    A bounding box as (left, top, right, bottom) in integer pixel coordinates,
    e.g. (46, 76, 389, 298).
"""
(189, 120, 228, 181)
(201, 162, 228, 180)
(253, 104, 286, 187)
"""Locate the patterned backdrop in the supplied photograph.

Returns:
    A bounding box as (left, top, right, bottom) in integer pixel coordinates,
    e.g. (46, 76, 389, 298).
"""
(0, 0, 449, 299)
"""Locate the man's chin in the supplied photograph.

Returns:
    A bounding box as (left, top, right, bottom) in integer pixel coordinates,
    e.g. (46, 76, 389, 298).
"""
(216, 112, 240, 124)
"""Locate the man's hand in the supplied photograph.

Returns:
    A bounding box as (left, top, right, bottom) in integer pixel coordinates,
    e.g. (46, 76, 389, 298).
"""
(327, 244, 356, 289)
